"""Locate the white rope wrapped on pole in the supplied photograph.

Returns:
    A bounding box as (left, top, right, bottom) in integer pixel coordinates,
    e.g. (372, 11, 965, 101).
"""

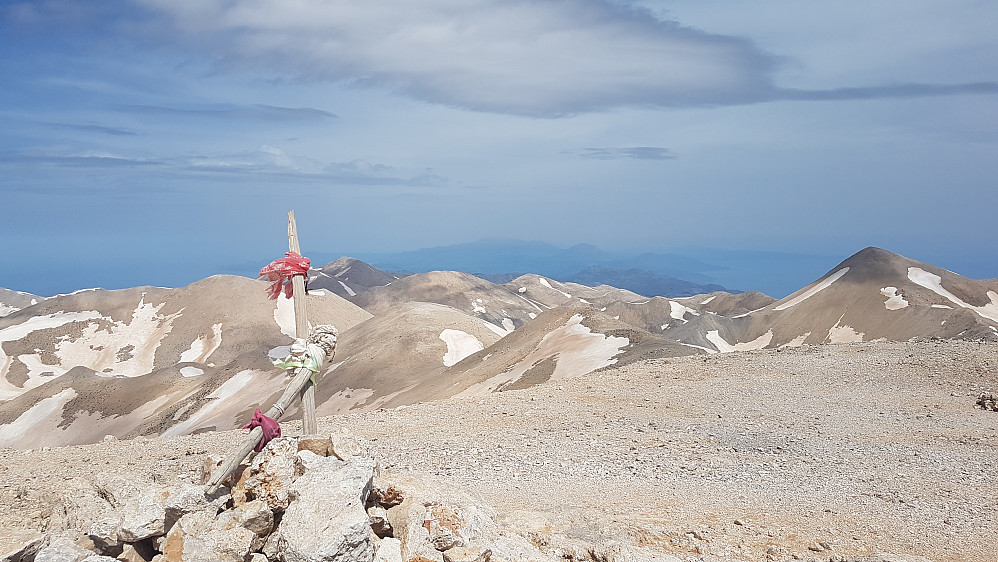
(205, 325, 337, 493)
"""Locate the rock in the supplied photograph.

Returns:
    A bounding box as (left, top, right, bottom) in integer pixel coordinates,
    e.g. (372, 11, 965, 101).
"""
(368, 505, 392, 537)
(374, 539, 403, 562)
(81, 557, 119, 562)
(215, 500, 274, 551)
(385, 498, 443, 562)
(248, 555, 268, 562)
(33, 536, 95, 562)
(330, 428, 363, 461)
(117, 543, 156, 562)
(425, 505, 466, 551)
(162, 482, 209, 529)
(159, 510, 255, 562)
(370, 480, 406, 508)
(298, 436, 333, 457)
(239, 437, 299, 512)
(0, 530, 45, 562)
(118, 489, 169, 542)
(442, 546, 491, 562)
(88, 519, 123, 555)
(277, 454, 377, 562)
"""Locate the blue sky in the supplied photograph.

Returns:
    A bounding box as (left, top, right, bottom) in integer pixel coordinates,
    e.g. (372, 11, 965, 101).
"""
(2, 1, 997, 295)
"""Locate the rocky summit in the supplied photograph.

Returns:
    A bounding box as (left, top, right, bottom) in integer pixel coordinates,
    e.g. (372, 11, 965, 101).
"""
(0, 247, 996, 561)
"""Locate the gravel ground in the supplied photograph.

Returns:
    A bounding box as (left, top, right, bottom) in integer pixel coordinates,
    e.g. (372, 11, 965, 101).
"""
(1, 339, 996, 561)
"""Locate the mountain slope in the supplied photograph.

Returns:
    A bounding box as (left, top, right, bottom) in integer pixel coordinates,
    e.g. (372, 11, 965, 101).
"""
(306, 256, 399, 300)
(0, 288, 41, 318)
(678, 247, 998, 352)
(0, 276, 372, 447)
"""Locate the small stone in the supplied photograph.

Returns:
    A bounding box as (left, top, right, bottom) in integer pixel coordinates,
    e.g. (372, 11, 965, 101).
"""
(298, 435, 333, 457)
(369, 505, 393, 537)
(734, 519, 745, 526)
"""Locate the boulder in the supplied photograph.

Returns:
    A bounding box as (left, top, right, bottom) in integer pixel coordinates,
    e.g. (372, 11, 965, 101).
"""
(276, 452, 377, 562)
(162, 482, 209, 529)
(87, 519, 123, 555)
(215, 500, 274, 551)
(159, 510, 255, 562)
(385, 498, 443, 562)
(33, 536, 96, 562)
(237, 437, 299, 512)
(374, 539, 404, 562)
(118, 489, 169, 542)
(0, 530, 45, 562)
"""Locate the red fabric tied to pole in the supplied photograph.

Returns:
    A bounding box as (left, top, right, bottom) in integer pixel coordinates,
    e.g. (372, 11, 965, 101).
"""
(243, 408, 282, 452)
(259, 251, 310, 300)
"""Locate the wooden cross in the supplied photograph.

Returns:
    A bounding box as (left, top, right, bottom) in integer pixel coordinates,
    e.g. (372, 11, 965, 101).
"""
(205, 210, 320, 491)
(287, 210, 317, 435)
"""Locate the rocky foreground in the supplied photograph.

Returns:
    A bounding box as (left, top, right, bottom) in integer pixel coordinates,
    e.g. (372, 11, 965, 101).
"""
(0, 339, 996, 562)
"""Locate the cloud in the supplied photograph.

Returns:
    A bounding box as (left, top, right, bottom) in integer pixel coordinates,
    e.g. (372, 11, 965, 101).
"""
(580, 147, 677, 160)
(117, 104, 337, 122)
(48, 122, 139, 136)
(129, 0, 998, 117)
(135, 0, 778, 116)
(0, 145, 440, 187)
(777, 82, 998, 102)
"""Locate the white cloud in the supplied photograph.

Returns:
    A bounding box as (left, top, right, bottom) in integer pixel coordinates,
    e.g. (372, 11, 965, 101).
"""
(137, 0, 778, 116)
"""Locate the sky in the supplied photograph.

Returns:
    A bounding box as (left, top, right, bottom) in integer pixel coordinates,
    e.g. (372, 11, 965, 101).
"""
(1, 0, 997, 296)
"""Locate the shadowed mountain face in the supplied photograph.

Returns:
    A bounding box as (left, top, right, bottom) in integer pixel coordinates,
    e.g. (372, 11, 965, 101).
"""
(0, 288, 40, 318)
(306, 257, 399, 300)
(0, 247, 995, 448)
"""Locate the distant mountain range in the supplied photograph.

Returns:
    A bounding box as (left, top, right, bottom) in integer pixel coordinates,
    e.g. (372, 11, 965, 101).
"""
(339, 238, 838, 298)
(1, 246, 996, 449)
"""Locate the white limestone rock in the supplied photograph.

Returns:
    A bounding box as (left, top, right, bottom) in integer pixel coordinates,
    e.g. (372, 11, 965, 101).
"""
(276, 453, 377, 562)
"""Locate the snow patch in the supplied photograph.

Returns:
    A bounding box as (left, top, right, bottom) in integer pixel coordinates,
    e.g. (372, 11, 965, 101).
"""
(482, 321, 510, 338)
(472, 299, 487, 314)
(307, 290, 326, 296)
(539, 278, 571, 298)
(779, 333, 811, 348)
(337, 280, 357, 297)
(456, 314, 628, 395)
(180, 366, 205, 377)
(518, 287, 526, 293)
(880, 287, 909, 311)
(440, 329, 484, 367)
(706, 330, 773, 353)
(274, 293, 297, 337)
(774, 267, 850, 311)
(528, 313, 537, 319)
(179, 323, 223, 363)
(700, 296, 716, 305)
(0, 388, 77, 447)
(669, 301, 700, 322)
(827, 315, 865, 343)
(908, 267, 998, 323)
(502, 318, 515, 332)
(931, 304, 952, 309)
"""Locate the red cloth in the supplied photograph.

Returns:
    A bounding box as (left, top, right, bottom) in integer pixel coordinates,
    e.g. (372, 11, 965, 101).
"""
(242, 408, 282, 452)
(259, 251, 310, 300)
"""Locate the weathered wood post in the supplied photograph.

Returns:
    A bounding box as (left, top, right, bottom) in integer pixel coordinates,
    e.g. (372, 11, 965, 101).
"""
(287, 210, 317, 435)
(205, 211, 330, 492)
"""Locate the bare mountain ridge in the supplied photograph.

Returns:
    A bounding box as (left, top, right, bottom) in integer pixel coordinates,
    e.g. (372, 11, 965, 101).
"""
(0, 246, 995, 449)
(0, 287, 41, 318)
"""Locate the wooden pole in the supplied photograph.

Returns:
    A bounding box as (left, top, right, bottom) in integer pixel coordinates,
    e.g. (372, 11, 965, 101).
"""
(287, 210, 318, 436)
(205, 364, 318, 492)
